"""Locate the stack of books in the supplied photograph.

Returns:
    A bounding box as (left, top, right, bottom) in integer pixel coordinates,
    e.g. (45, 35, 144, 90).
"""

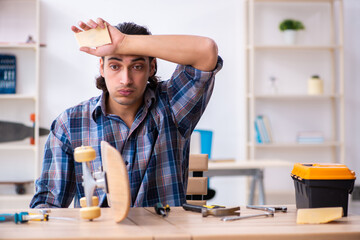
(0, 54, 16, 94)
(254, 115, 273, 144)
(296, 131, 324, 144)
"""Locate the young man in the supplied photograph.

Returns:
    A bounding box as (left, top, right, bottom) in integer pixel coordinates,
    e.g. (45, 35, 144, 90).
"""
(30, 18, 222, 208)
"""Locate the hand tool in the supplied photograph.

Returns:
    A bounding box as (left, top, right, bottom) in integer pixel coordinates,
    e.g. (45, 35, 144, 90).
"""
(0, 212, 30, 224)
(221, 205, 287, 222)
(221, 211, 274, 222)
(0, 212, 48, 224)
(0, 210, 77, 224)
(164, 204, 171, 216)
(202, 206, 240, 217)
(36, 210, 77, 221)
(154, 203, 169, 217)
(182, 203, 240, 217)
(203, 204, 225, 209)
(182, 203, 226, 213)
(246, 205, 287, 213)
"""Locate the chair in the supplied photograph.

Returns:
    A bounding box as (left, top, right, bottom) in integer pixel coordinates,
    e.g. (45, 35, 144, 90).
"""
(186, 154, 208, 206)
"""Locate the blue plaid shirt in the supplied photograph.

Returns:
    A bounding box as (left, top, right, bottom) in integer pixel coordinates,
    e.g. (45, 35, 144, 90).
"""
(30, 56, 223, 208)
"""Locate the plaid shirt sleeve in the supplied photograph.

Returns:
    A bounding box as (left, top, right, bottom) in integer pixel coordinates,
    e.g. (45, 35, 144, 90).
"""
(167, 56, 223, 137)
(29, 112, 76, 208)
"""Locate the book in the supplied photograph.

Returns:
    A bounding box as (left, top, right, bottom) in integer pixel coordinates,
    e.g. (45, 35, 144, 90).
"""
(254, 120, 262, 144)
(296, 131, 324, 144)
(0, 55, 16, 94)
(262, 115, 273, 142)
(254, 115, 273, 144)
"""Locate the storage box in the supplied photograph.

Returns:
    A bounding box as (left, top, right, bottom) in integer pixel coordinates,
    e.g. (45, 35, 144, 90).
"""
(291, 163, 356, 216)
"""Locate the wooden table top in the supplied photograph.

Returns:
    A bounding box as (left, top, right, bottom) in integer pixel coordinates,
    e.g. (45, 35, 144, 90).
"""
(1, 205, 360, 240)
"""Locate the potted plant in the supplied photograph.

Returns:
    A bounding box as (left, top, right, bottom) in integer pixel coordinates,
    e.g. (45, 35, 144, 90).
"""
(279, 19, 305, 45)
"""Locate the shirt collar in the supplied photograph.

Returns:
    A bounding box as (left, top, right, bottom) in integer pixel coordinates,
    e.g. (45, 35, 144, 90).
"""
(143, 85, 156, 109)
(91, 85, 157, 122)
(92, 92, 107, 122)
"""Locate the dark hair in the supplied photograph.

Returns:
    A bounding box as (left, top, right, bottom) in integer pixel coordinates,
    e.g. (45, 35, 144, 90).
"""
(96, 22, 159, 93)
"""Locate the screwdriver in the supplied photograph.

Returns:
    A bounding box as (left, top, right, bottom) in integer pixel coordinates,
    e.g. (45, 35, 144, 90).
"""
(154, 203, 170, 217)
(0, 211, 75, 224)
(0, 212, 46, 224)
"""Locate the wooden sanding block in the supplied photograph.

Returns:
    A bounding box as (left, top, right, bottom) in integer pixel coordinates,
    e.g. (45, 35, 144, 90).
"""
(296, 207, 343, 224)
(75, 24, 112, 48)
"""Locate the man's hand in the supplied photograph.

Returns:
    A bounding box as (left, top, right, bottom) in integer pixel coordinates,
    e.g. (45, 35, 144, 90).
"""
(71, 18, 218, 71)
(71, 18, 126, 57)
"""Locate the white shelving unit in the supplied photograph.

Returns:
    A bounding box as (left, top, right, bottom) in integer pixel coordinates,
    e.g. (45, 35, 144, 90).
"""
(0, 0, 40, 207)
(245, 0, 345, 164)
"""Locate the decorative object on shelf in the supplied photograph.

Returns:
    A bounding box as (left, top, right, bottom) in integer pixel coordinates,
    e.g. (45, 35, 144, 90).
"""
(296, 131, 324, 144)
(279, 19, 305, 45)
(267, 76, 278, 94)
(308, 75, 324, 95)
(0, 55, 16, 94)
(25, 35, 35, 44)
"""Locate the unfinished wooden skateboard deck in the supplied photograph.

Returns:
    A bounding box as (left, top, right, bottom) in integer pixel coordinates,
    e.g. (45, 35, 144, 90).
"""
(101, 141, 131, 223)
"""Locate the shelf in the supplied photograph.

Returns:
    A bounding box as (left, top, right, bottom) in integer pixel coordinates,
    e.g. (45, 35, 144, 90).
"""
(0, 145, 36, 151)
(0, 94, 36, 100)
(248, 94, 341, 100)
(0, 0, 41, 205)
(247, 45, 341, 50)
(251, 0, 336, 3)
(0, 43, 38, 50)
(0, 194, 33, 200)
(248, 141, 341, 148)
(0, 194, 34, 209)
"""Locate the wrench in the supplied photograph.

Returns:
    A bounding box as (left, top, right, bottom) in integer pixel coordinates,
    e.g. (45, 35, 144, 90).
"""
(246, 205, 287, 213)
(221, 211, 274, 222)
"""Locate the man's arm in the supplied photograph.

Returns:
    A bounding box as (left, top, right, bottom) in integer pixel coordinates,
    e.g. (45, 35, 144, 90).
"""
(71, 18, 218, 71)
(30, 121, 76, 208)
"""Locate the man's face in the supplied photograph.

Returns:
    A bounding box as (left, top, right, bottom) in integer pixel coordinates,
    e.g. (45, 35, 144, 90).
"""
(100, 55, 155, 112)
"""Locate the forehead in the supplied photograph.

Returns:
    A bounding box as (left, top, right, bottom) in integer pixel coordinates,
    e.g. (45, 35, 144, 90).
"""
(104, 55, 149, 63)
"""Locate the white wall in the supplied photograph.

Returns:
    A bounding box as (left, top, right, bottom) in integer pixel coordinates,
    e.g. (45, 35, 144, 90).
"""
(344, 0, 360, 182)
(36, 0, 359, 206)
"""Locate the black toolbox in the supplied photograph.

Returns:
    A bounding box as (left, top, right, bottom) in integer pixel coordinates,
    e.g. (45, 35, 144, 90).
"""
(291, 163, 356, 216)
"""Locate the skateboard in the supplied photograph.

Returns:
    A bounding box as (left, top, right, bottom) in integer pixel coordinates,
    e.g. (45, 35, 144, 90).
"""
(74, 141, 131, 222)
(0, 180, 33, 194)
(0, 114, 50, 144)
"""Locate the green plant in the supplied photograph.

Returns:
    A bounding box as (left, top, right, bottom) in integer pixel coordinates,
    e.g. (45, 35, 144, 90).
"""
(279, 19, 305, 31)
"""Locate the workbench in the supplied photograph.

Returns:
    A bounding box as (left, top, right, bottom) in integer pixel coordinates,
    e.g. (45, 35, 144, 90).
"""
(206, 160, 292, 205)
(1, 205, 359, 240)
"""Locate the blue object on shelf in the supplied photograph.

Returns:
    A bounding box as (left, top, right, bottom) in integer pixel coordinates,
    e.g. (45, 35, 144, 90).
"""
(0, 54, 16, 94)
(193, 129, 213, 159)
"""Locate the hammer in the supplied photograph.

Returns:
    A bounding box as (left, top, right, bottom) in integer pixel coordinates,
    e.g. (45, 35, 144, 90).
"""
(202, 207, 240, 217)
(183, 203, 240, 217)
